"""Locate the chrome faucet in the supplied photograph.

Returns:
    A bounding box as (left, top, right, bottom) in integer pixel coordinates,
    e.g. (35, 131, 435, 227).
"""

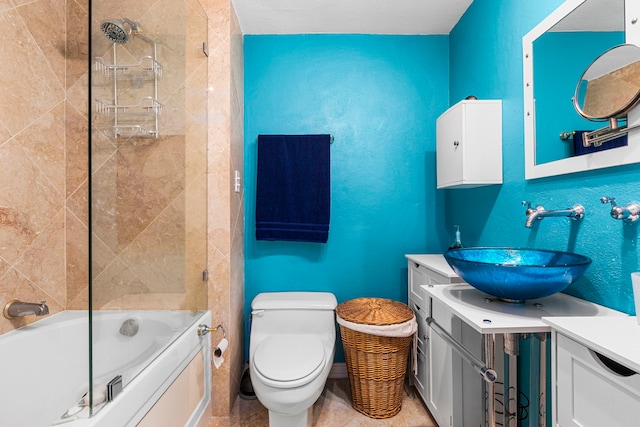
(3, 300, 49, 319)
(600, 197, 640, 222)
(522, 201, 585, 228)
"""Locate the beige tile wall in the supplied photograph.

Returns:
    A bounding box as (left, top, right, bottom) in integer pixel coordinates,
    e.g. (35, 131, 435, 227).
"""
(0, 0, 88, 334)
(199, 0, 245, 417)
(0, 0, 244, 418)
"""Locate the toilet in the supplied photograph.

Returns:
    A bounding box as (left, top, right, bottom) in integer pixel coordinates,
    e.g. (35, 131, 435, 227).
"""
(249, 291, 338, 427)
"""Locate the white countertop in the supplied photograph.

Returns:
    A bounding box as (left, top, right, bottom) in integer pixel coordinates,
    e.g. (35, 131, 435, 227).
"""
(423, 283, 626, 334)
(542, 316, 640, 373)
(405, 254, 463, 279)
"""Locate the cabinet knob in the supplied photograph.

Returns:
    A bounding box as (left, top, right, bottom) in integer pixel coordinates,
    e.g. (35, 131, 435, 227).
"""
(453, 140, 460, 147)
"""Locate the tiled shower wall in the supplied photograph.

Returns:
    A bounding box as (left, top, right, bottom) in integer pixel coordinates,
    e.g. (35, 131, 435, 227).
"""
(200, 0, 245, 417)
(0, 0, 89, 334)
(0, 0, 244, 417)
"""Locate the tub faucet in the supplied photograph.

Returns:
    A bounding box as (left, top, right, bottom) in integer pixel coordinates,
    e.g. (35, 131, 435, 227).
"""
(3, 300, 49, 319)
(522, 201, 585, 228)
(600, 197, 640, 222)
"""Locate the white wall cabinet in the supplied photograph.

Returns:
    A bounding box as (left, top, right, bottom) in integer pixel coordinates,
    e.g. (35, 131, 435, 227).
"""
(436, 100, 502, 189)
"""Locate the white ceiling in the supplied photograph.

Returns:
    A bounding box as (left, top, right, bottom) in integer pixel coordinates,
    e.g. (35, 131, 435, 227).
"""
(232, 0, 474, 35)
(551, 0, 624, 32)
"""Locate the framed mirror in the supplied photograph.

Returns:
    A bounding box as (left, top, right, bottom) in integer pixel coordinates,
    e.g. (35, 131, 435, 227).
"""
(523, 0, 640, 179)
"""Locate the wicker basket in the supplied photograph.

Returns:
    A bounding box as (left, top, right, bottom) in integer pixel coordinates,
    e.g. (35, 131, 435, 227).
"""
(336, 298, 414, 419)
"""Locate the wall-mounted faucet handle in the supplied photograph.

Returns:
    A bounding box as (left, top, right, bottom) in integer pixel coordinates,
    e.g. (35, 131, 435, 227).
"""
(522, 200, 544, 219)
(601, 196, 616, 206)
(627, 205, 640, 222)
(571, 204, 585, 220)
(601, 196, 640, 222)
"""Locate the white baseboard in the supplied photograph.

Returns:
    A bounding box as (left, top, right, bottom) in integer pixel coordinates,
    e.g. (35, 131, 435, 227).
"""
(329, 363, 348, 379)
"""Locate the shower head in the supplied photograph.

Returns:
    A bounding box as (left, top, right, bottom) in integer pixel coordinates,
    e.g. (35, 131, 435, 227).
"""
(100, 18, 140, 44)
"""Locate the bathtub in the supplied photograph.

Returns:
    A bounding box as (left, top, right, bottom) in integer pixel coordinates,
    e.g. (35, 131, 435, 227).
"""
(0, 310, 211, 427)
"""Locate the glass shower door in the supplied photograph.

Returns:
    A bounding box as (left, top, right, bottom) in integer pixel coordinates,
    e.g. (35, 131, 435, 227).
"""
(89, 0, 208, 414)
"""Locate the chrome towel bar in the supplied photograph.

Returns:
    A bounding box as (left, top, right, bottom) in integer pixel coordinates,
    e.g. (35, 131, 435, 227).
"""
(426, 316, 497, 383)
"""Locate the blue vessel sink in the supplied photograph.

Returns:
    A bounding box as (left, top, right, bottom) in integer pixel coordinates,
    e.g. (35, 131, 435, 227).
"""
(443, 247, 592, 302)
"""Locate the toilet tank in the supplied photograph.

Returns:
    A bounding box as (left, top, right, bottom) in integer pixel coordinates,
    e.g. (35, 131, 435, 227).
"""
(250, 292, 337, 336)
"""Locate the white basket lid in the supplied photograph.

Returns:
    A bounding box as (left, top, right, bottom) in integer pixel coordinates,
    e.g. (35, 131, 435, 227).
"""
(254, 335, 325, 383)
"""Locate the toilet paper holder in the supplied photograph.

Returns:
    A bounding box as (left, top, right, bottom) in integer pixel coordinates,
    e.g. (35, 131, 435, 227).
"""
(198, 324, 229, 361)
(197, 323, 226, 338)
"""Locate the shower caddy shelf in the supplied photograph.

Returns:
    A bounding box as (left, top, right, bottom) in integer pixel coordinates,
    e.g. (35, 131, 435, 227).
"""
(94, 39, 162, 138)
(94, 56, 163, 81)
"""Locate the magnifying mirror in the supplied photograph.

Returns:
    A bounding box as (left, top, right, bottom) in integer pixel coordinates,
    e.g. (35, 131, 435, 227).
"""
(573, 44, 640, 146)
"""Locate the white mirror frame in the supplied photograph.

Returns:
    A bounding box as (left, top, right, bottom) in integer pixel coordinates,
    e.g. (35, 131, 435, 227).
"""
(523, 0, 640, 180)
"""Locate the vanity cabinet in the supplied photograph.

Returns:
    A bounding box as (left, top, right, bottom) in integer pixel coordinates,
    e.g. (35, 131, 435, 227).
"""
(414, 275, 625, 427)
(406, 255, 465, 426)
(436, 99, 502, 189)
(408, 295, 428, 400)
(543, 317, 640, 427)
(555, 334, 640, 426)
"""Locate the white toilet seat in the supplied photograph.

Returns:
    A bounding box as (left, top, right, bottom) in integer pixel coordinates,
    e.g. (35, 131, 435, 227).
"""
(253, 335, 326, 389)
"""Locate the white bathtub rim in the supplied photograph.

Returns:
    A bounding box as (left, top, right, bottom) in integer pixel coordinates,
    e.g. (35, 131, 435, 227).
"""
(60, 310, 212, 427)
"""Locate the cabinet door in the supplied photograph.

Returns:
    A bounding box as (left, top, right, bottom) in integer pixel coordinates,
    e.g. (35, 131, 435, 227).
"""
(409, 262, 428, 306)
(458, 319, 484, 427)
(428, 297, 454, 427)
(409, 299, 427, 355)
(436, 105, 464, 188)
(409, 260, 458, 306)
(556, 333, 640, 427)
(409, 298, 429, 401)
(436, 100, 502, 189)
(414, 347, 428, 401)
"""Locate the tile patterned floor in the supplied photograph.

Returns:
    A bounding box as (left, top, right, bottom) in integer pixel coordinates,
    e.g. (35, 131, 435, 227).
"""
(206, 378, 437, 427)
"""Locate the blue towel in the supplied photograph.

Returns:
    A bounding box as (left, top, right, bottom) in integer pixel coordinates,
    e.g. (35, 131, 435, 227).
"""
(256, 134, 331, 243)
(573, 131, 627, 156)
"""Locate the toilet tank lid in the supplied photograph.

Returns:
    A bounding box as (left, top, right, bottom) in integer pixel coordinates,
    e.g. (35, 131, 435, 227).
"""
(251, 292, 337, 311)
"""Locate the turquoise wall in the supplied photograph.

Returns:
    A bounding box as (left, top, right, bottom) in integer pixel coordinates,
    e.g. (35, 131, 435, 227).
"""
(244, 35, 449, 361)
(448, 0, 640, 316)
(449, 6, 637, 423)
